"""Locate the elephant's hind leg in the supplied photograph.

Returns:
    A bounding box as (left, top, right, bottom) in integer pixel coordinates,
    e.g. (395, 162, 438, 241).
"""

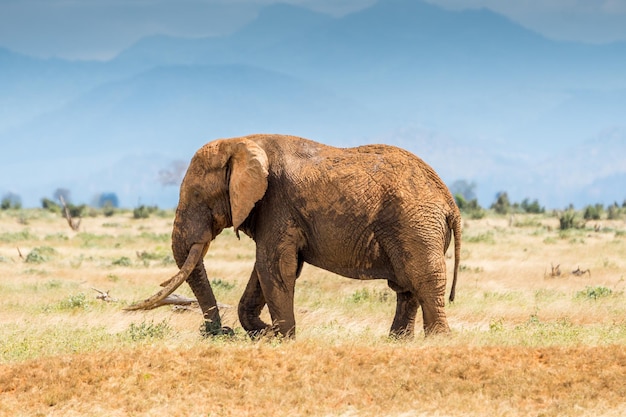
(417, 271, 450, 335)
(238, 268, 270, 338)
(388, 281, 419, 339)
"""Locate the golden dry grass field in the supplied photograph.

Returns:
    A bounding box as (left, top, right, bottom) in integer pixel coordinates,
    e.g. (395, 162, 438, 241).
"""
(1, 208, 625, 416)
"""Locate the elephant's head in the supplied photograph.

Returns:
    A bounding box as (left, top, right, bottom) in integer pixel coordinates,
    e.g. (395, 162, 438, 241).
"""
(126, 138, 269, 312)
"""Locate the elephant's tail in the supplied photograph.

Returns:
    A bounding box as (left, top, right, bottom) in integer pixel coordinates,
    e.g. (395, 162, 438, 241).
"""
(447, 211, 462, 303)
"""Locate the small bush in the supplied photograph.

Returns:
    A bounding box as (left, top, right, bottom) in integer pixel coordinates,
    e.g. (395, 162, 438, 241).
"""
(56, 293, 90, 311)
(41, 198, 61, 213)
(112, 256, 132, 266)
(1, 192, 22, 210)
(211, 278, 236, 291)
(349, 288, 392, 303)
(126, 320, 171, 341)
(491, 192, 511, 215)
(583, 204, 604, 220)
(520, 198, 544, 214)
(575, 286, 613, 300)
(559, 210, 584, 230)
(455, 194, 485, 219)
(25, 246, 58, 264)
(133, 205, 159, 219)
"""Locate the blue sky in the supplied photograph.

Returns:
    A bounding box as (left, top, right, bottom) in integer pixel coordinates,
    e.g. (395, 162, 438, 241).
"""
(1, 0, 626, 60)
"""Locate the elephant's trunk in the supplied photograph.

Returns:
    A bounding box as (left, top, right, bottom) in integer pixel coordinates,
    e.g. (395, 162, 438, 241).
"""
(124, 242, 206, 310)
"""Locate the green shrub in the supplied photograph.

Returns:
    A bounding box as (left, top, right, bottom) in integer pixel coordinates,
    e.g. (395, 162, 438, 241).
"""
(211, 278, 236, 291)
(491, 192, 511, 215)
(56, 293, 90, 311)
(126, 320, 171, 341)
(41, 198, 61, 213)
(607, 203, 622, 220)
(133, 205, 159, 219)
(349, 288, 392, 303)
(520, 198, 544, 214)
(559, 210, 584, 230)
(583, 204, 604, 220)
(454, 194, 485, 219)
(575, 286, 613, 300)
(25, 246, 57, 264)
(112, 256, 132, 266)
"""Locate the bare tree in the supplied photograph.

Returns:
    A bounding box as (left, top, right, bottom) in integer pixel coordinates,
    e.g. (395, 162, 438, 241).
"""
(59, 195, 81, 231)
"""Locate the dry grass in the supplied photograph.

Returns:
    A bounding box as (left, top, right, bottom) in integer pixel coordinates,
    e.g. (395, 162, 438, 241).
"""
(1, 209, 625, 416)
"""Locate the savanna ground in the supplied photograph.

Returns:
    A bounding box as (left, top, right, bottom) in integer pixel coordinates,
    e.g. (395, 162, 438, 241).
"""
(0, 208, 625, 416)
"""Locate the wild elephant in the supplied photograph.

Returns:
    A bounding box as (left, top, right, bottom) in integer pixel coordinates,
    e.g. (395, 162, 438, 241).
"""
(127, 134, 461, 339)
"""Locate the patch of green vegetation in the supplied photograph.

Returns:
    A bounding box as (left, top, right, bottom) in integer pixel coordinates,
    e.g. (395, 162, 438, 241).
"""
(133, 205, 160, 219)
(44, 233, 69, 242)
(459, 264, 483, 273)
(43, 293, 92, 312)
(139, 232, 170, 243)
(0, 324, 113, 362)
(161, 255, 176, 266)
(76, 232, 111, 248)
(136, 251, 163, 261)
(124, 320, 171, 341)
(513, 218, 542, 228)
(464, 231, 495, 244)
(25, 246, 58, 264)
(534, 288, 564, 303)
(575, 286, 615, 300)
(112, 256, 132, 267)
(482, 291, 523, 302)
(211, 278, 236, 291)
(559, 210, 585, 230)
(349, 288, 393, 304)
(0, 229, 38, 243)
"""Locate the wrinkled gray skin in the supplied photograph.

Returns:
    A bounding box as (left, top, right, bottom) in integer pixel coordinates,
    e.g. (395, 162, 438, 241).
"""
(132, 134, 461, 339)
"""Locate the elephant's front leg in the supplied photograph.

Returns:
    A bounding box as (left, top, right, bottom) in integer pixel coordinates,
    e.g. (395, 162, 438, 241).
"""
(238, 267, 270, 338)
(255, 248, 298, 338)
(186, 263, 227, 336)
(388, 281, 419, 339)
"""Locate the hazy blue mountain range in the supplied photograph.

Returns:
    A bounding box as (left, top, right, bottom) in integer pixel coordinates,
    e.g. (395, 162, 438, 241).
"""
(1, 0, 625, 209)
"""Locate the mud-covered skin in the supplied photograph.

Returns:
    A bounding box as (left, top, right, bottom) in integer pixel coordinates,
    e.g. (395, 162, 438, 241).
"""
(171, 134, 461, 339)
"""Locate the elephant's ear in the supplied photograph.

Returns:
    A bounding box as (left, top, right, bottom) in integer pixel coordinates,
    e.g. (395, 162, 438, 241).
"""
(228, 139, 269, 231)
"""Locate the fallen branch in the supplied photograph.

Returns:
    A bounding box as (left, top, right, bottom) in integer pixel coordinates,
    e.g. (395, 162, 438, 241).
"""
(545, 263, 561, 278)
(92, 287, 118, 302)
(572, 266, 591, 277)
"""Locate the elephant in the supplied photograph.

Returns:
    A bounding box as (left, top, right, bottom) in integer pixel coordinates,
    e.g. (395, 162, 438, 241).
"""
(127, 134, 461, 339)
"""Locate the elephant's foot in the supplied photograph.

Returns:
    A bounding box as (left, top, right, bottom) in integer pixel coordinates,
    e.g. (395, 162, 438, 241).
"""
(389, 327, 415, 341)
(423, 320, 450, 337)
(200, 320, 235, 338)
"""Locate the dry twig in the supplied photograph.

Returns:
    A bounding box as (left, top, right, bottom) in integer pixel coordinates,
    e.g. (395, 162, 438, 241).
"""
(572, 266, 591, 277)
(92, 287, 118, 302)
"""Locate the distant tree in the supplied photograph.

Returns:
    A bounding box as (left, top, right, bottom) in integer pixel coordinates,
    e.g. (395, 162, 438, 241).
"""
(491, 192, 511, 215)
(583, 203, 604, 220)
(454, 193, 485, 219)
(41, 197, 61, 212)
(607, 203, 622, 220)
(1, 192, 22, 210)
(53, 188, 72, 204)
(95, 193, 119, 208)
(520, 198, 544, 214)
(450, 180, 477, 201)
(133, 205, 159, 219)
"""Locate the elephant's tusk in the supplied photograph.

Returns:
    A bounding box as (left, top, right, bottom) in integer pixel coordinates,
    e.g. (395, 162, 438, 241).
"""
(124, 242, 206, 311)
